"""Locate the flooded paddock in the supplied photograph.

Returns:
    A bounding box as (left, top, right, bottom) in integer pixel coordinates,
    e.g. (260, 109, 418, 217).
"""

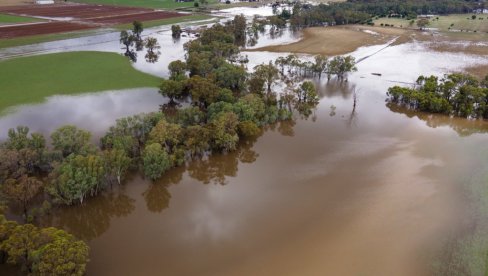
(2, 10, 488, 274)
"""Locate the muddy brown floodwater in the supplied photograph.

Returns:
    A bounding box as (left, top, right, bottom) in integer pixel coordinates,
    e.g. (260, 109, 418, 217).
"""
(3, 35, 488, 275)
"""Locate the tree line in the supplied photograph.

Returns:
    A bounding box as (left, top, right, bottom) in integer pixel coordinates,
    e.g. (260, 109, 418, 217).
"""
(284, 0, 482, 28)
(387, 73, 488, 118)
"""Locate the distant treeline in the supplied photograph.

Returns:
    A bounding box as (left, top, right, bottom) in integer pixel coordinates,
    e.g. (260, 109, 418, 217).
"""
(286, 0, 483, 27)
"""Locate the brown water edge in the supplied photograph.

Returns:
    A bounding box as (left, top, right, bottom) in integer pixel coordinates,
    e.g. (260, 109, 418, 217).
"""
(29, 79, 488, 275)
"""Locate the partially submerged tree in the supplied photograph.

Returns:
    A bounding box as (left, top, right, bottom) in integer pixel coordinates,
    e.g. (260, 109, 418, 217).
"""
(2, 176, 43, 220)
(144, 37, 161, 63)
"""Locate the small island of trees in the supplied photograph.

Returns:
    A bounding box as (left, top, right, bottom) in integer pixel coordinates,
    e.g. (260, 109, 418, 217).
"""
(387, 73, 488, 118)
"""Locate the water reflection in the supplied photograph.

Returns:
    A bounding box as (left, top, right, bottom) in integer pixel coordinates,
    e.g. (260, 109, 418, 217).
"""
(186, 137, 259, 185)
(143, 166, 184, 213)
(43, 188, 136, 241)
(0, 88, 164, 140)
(387, 103, 488, 137)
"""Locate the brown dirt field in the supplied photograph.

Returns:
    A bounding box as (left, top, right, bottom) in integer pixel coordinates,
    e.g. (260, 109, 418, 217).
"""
(0, 21, 95, 39)
(0, 3, 182, 38)
(0, 4, 168, 19)
(0, 0, 32, 7)
(251, 25, 417, 56)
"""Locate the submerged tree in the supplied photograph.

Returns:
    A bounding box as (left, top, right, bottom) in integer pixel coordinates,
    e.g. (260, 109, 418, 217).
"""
(50, 125, 92, 158)
(144, 37, 161, 63)
(48, 154, 105, 205)
(132, 21, 144, 51)
(142, 143, 172, 181)
(2, 176, 43, 220)
(120, 30, 137, 62)
(171, 25, 182, 38)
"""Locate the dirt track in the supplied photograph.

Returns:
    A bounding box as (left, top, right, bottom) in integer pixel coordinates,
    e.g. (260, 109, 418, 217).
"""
(0, 3, 183, 38)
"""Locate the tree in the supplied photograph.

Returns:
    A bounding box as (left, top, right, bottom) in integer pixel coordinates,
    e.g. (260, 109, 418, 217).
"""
(295, 81, 319, 104)
(148, 119, 182, 153)
(232, 14, 247, 46)
(187, 75, 221, 108)
(213, 62, 247, 92)
(313, 54, 329, 79)
(0, 218, 89, 276)
(31, 228, 89, 276)
(48, 154, 105, 205)
(102, 149, 131, 186)
(120, 30, 136, 62)
(0, 223, 42, 271)
(159, 79, 185, 104)
(51, 125, 92, 158)
(168, 60, 187, 81)
(328, 55, 357, 81)
(5, 126, 30, 150)
(171, 25, 182, 38)
(416, 18, 429, 30)
(2, 176, 43, 219)
(209, 112, 239, 152)
(144, 37, 160, 63)
(182, 125, 210, 158)
(252, 62, 280, 96)
(132, 21, 144, 51)
(142, 143, 172, 181)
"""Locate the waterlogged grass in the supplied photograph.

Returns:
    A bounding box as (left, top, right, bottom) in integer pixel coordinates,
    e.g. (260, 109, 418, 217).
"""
(114, 14, 213, 30)
(73, 0, 217, 10)
(434, 156, 488, 275)
(0, 14, 40, 24)
(0, 51, 161, 113)
(0, 30, 100, 49)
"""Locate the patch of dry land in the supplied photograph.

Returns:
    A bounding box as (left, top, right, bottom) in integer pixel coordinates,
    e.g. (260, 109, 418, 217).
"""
(252, 25, 418, 56)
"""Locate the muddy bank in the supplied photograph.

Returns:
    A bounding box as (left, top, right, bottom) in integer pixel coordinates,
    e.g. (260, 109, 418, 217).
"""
(251, 25, 416, 56)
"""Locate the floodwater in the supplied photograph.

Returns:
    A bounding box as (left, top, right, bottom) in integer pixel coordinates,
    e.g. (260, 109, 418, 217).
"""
(2, 15, 488, 275)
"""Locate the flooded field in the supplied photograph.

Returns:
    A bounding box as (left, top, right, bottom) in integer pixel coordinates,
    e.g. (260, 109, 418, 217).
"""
(2, 7, 488, 275)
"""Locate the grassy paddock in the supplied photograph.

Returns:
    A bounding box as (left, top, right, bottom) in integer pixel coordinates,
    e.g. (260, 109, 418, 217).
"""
(115, 14, 213, 30)
(0, 14, 41, 24)
(0, 51, 161, 113)
(374, 14, 488, 33)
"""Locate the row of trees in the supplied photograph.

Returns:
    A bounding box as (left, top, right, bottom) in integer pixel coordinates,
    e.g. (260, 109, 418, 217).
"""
(275, 54, 357, 81)
(287, 0, 482, 28)
(387, 73, 488, 118)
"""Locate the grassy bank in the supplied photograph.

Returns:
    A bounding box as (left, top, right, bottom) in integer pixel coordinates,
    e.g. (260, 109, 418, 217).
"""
(0, 51, 161, 113)
(0, 14, 40, 24)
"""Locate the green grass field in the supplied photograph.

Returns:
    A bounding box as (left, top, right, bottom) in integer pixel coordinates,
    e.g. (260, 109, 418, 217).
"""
(374, 14, 488, 33)
(0, 14, 41, 24)
(73, 0, 217, 9)
(115, 14, 213, 30)
(0, 51, 161, 113)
